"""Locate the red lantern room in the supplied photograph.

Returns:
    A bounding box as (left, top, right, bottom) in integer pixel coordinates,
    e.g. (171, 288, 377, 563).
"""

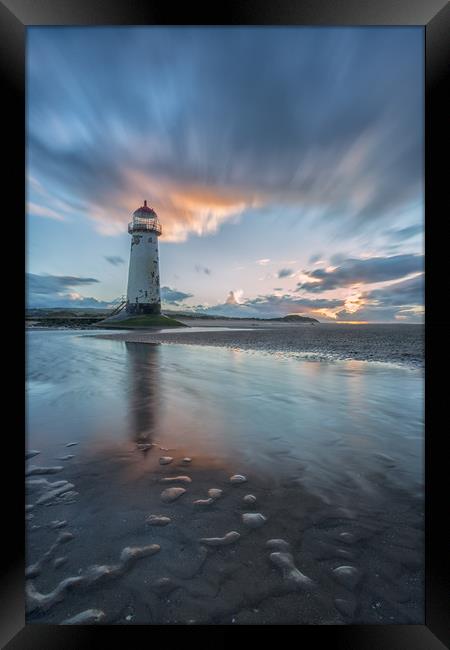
(128, 200, 162, 235)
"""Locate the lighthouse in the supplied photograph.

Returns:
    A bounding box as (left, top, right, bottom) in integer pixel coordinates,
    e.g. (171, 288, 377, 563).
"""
(126, 200, 162, 314)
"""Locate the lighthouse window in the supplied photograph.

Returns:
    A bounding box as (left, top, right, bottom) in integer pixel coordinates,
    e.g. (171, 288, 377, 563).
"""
(148, 237, 152, 242)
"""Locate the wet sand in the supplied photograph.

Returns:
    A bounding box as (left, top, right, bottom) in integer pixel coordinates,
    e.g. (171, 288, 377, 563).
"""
(26, 328, 424, 625)
(176, 318, 310, 328)
(26, 446, 423, 625)
(94, 322, 424, 368)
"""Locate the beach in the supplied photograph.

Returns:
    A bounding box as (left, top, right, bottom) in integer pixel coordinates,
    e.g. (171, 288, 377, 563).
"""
(26, 325, 424, 624)
(94, 320, 424, 368)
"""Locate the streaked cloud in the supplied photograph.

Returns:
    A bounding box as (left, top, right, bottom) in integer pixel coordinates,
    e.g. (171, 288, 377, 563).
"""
(26, 273, 108, 308)
(186, 267, 425, 321)
(27, 27, 423, 242)
(26, 28, 424, 322)
(160, 286, 193, 303)
(308, 253, 324, 265)
(384, 224, 423, 241)
(277, 268, 295, 279)
(189, 293, 345, 319)
(297, 254, 424, 293)
(27, 273, 99, 295)
(104, 255, 125, 266)
(27, 201, 66, 222)
(195, 265, 211, 275)
(362, 273, 424, 307)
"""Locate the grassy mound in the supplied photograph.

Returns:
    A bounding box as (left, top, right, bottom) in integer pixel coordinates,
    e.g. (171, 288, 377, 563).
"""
(98, 314, 186, 329)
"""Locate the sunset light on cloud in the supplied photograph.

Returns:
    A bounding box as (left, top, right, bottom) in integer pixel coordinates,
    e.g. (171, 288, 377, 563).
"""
(85, 169, 262, 241)
(26, 27, 424, 322)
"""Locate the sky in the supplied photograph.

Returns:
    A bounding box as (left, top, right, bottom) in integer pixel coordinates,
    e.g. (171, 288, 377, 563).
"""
(26, 27, 424, 322)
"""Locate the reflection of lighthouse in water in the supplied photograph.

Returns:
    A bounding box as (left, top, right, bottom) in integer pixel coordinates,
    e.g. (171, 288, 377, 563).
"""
(125, 342, 161, 452)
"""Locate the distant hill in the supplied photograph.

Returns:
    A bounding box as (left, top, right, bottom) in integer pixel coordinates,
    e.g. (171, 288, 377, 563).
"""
(26, 307, 112, 318)
(269, 314, 319, 323)
(26, 307, 185, 329)
(165, 311, 320, 324)
(26, 308, 320, 325)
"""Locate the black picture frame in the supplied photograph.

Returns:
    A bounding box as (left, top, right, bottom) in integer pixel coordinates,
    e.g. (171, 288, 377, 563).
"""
(2, 0, 449, 647)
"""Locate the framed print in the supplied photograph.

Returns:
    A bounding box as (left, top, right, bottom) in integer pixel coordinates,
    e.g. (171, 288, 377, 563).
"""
(1, 0, 449, 647)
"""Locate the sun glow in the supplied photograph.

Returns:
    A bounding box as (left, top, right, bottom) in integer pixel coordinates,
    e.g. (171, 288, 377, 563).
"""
(87, 169, 264, 241)
(343, 290, 365, 314)
(315, 308, 338, 320)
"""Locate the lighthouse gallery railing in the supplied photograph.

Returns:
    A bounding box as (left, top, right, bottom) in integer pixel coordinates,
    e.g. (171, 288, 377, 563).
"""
(128, 217, 162, 235)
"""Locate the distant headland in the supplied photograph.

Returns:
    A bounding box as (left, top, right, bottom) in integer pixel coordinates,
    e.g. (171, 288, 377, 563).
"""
(25, 308, 319, 329)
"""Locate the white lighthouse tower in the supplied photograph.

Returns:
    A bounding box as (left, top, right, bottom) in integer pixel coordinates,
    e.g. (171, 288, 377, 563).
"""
(126, 200, 162, 314)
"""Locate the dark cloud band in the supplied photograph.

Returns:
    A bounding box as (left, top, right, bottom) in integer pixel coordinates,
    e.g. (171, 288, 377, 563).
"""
(27, 27, 423, 240)
(27, 273, 99, 295)
(297, 254, 423, 292)
(105, 256, 125, 266)
(161, 286, 193, 303)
